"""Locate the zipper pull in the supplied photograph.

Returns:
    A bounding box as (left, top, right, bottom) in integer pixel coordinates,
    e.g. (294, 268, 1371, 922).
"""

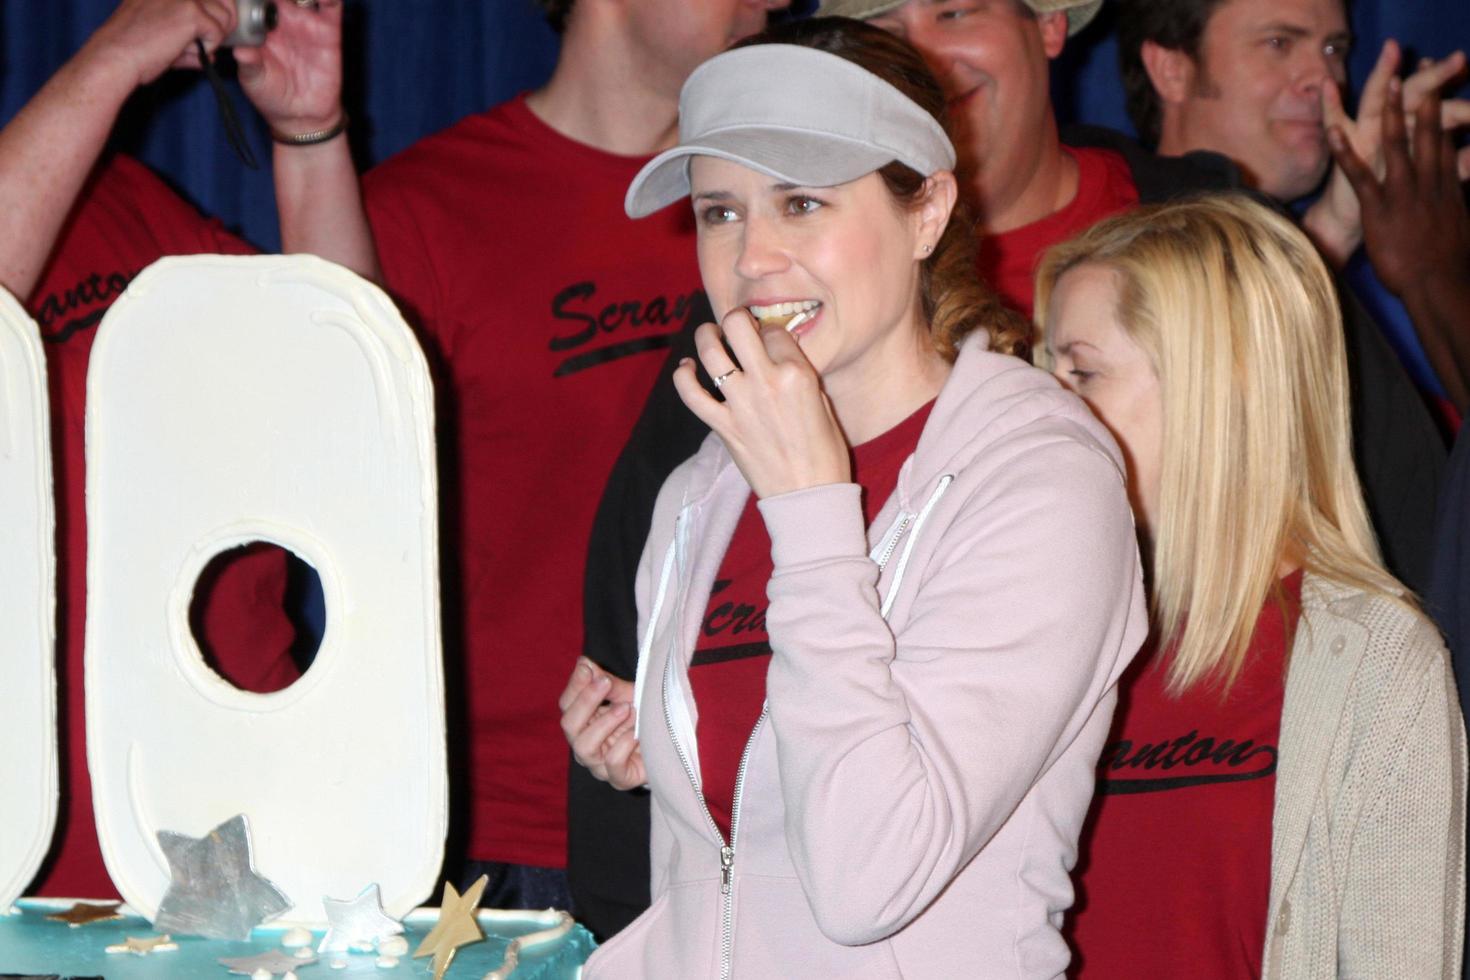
(720, 845, 734, 894)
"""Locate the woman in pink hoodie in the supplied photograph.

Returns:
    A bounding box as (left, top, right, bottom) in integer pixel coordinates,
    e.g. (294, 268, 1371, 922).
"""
(561, 19, 1147, 978)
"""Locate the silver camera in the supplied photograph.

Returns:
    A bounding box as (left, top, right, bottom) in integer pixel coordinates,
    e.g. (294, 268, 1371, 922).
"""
(222, 0, 278, 47)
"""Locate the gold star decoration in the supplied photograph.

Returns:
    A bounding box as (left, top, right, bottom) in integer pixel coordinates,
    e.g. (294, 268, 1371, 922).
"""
(105, 933, 179, 955)
(412, 875, 488, 980)
(45, 900, 123, 927)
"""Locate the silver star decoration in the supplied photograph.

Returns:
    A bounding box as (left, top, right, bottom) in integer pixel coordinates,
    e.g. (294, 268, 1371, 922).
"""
(219, 949, 316, 975)
(151, 814, 292, 940)
(318, 883, 404, 953)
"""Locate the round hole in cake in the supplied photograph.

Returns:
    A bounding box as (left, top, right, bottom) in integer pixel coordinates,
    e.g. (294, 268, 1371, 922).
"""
(186, 542, 325, 693)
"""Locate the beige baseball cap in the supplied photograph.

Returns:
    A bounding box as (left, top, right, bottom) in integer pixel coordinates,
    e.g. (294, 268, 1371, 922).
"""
(815, 0, 1104, 37)
(625, 44, 956, 219)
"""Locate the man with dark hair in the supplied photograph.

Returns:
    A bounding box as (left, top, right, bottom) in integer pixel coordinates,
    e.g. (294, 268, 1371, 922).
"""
(1111, 0, 1455, 594)
(1116, 0, 1468, 333)
(1115, 0, 1470, 424)
(1116, 0, 1466, 263)
(1116, 0, 1221, 151)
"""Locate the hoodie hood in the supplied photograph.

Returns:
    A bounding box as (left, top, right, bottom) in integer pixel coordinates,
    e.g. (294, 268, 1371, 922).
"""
(673, 331, 1128, 517)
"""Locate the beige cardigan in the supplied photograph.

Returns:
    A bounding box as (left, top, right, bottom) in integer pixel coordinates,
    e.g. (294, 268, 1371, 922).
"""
(1264, 574, 1467, 978)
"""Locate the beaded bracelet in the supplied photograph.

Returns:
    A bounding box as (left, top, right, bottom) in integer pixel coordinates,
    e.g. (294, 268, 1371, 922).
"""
(271, 113, 349, 146)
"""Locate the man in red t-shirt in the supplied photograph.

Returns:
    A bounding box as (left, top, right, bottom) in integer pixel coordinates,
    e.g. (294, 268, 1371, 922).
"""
(820, 0, 1146, 316)
(286, 0, 792, 931)
(0, 0, 357, 900)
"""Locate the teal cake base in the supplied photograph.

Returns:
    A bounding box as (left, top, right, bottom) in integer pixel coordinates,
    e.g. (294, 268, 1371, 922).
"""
(0, 898, 595, 978)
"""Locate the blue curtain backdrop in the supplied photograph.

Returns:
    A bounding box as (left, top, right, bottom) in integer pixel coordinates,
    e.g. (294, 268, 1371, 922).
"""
(0, 1, 565, 250)
(2, 1, 1464, 251)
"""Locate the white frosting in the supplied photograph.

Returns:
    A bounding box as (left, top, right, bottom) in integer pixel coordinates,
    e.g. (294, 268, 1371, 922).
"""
(0, 287, 57, 912)
(483, 910, 575, 980)
(375, 955, 399, 968)
(377, 935, 409, 956)
(83, 255, 446, 926)
(281, 926, 313, 948)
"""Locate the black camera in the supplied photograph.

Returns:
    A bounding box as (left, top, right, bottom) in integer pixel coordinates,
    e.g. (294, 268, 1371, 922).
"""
(222, 0, 278, 47)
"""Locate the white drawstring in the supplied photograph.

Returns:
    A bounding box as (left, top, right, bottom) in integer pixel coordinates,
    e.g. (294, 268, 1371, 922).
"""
(636, 474, 953, 741)
(880, 475, 954, 619)
(633, 537, 677, 742)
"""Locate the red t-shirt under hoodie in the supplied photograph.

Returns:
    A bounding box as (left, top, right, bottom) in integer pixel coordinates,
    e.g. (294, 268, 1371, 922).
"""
(689, 400, 934, 840)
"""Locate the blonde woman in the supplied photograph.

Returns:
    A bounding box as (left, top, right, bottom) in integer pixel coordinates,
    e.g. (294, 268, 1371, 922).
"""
(1038, 193, 1466, 978)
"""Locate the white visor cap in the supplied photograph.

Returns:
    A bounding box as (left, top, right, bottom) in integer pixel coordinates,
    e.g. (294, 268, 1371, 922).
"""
(625, 44, 956, 218)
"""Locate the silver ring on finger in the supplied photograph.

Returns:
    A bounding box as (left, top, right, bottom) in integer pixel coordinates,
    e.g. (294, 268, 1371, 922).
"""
(713, 368, 741, 390)
(294, 0, 319, 8)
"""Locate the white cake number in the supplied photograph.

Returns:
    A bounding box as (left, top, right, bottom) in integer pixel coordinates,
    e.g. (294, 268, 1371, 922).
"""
(0, 288, 58, 912)
(81, 255, 447, 926)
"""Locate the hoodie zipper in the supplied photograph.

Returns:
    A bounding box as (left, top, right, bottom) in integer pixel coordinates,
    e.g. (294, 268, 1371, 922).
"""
(665, 474, 951, 978)
(873, 513, 913, 570)
(663, 658, 769, 979)
(719, 708, 766, 979)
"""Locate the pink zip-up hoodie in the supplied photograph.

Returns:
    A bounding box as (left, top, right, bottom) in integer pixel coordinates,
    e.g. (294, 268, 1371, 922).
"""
(584, 334, 1148, 979)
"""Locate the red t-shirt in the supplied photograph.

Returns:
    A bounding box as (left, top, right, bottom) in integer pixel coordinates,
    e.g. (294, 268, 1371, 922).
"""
(26, 155, 299, 898)
(689, 400, 935, 840)
(1067, 570, 1304, 978)
(363, 95, 705, 868)
(978, 146, 1140, 318)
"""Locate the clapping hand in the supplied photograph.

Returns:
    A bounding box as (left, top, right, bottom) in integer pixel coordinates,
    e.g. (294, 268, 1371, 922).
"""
(559, 658, 646, 791)
(1331, 79, 1470, 412)
(1308, 40, 1470, 266)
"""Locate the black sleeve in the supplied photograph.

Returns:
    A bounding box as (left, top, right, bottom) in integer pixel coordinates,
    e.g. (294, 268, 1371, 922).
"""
(1426, 417, 1470, 980)
(1429, 421, 1470, 711)
(1061, 124, 1243, 200)
(1339, 283, 1447, 595)
(567, 291, 714, 940)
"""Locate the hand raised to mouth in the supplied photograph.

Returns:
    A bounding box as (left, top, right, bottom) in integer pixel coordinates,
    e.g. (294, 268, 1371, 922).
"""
(672, 306, 850, 500)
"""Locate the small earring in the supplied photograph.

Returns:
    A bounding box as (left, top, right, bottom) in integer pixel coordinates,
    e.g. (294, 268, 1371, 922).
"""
(921, 243, 933, 255)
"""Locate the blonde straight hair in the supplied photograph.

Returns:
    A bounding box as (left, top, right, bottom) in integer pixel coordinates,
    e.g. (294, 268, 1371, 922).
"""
(1034, 194, 1406, 694)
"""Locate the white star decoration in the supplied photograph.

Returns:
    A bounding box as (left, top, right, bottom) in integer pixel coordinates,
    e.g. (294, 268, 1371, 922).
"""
(219, 948, 317, 975)
(318, 882, 404, 954)
(105, 933, 179, 955)
(152, 813, 292, 940)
